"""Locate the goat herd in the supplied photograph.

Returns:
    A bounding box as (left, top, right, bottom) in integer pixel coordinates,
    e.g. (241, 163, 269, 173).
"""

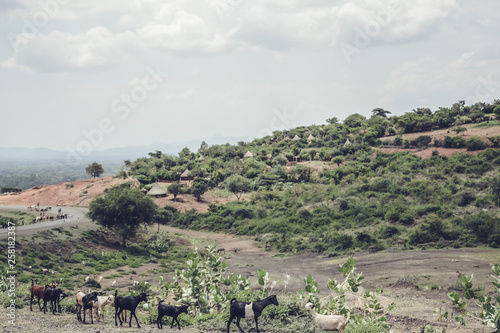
(30, 280, 351, 332)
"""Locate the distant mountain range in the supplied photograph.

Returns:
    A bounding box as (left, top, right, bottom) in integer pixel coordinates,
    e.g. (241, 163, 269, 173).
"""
(0, 135, 250, 164)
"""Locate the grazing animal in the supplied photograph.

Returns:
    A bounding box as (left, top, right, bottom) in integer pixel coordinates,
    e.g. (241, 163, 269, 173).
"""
(114, 290, 148, 328)
(304, 302, 350, 332)
(157, 301, 188, 330)
(30, 280, 56, 311)
(93, 295, 115, 323)
(227, 295, 279, 333)
(75, 291, 100, 324)
(43, 287, 67, 315)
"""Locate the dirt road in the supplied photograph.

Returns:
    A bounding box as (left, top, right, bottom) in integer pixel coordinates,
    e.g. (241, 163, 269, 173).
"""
(0, 205, 96, 237)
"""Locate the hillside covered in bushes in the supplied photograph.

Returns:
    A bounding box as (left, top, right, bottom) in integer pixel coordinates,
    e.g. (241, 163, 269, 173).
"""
(128, 100, 500, 255)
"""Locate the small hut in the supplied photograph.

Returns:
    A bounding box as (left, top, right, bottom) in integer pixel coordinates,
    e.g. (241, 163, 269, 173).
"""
(243, 151, 254, 158)
(307, 134, 315, 142)
(147, 182, 167, 198)
(180, 169, 194, 181)
(344, 138, 352, 146)
(292, 135, 301, 141)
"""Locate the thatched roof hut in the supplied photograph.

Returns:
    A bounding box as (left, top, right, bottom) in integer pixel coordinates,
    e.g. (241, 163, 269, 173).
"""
(147, 182, 167, 197)
(180, 169, 194, 181)
(243, 151, 254, 158)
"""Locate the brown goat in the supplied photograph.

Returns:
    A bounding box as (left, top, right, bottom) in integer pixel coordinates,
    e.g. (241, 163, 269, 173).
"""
(30, 279, 56, 311)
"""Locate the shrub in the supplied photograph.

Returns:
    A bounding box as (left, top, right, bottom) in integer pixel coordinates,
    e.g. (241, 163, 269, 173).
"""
(466, 137, 488, 151)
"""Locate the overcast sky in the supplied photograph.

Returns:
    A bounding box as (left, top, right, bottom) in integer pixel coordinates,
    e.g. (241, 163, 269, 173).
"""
(1, 0, 499, 154)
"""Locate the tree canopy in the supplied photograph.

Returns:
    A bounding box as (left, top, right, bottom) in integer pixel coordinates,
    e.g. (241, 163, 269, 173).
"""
(225, 174, 252, 200)
(87, 184, 158, 247)
(86, 162, 104, 178)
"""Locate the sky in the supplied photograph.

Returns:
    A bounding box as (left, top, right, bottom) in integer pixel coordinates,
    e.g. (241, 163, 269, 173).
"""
(1, 0, 500, 157)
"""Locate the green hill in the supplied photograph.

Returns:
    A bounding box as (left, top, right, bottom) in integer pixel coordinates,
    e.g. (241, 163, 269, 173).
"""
(126, 100, 500, 255)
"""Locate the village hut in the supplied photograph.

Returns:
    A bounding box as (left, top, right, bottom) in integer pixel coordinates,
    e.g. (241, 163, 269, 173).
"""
(344, 138, 352, 146)
(243, 151, 254, 158)
(147, 182, 167, 198)
(307, 134, 315, 142)
(180, 169, 194, 181)
(292, 135, 301, 141)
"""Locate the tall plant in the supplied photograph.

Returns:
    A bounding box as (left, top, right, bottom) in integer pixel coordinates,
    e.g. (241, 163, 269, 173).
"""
(172, 246, 250, 315)
(427, 264, 500, 332)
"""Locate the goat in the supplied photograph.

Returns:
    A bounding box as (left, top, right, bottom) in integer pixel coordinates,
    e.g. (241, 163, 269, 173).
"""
(30, 279, 56, 311)
(114, 290, 148, 328)
(111, 302, 128, 322)
(227, 294, 279, 333)
(93, 295, 115, 323)
(42, 287, 67, 315)
(304, 303, 350, 332)
(157, 301, 188, 330)
(75, 291, 100, 324)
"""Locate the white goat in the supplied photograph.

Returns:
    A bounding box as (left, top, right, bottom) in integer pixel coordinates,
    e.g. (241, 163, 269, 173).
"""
(304, 303, 350, 332)
(93, 295, 115, 323)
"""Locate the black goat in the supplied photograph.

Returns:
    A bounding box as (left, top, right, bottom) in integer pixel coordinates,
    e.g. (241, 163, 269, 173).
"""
(76, 291, 100, 324)
(42, 288, 67, 315)
(227, 295, 279, 333)
(30, 280, 57, 311)
(114, 290, 148, 328)
(157, 301, 188, 330)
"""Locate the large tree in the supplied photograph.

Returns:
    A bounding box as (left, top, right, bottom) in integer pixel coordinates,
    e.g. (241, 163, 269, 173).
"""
(225, 174, 251, 200)
(87, 184, 158, 247)
(168, 183, 181, 201)
(191, 177, 208, 201)
(372, 108, 391, 118)
(86, 162, 104, 178)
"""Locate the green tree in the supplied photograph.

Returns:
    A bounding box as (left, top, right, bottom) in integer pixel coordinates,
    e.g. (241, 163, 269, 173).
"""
(87, 184, 158, 247)
(344, 113, 367, 128)
(168, 183, 181, 201)
(85, 162, 104, 178)
(372, 108, 391, 118)
(225, 174, 252, 200)
(332, 156, 345, 166)
(452, 126, 467, 136)
(326, 117, 338, 124)
(466, 137, 488, 151)
(191, 177, 208, 201)
(155, 207, 174, 233)
(488, 136, 500, 148)
(491, 175, 500, 206)
(494, 104, 500, 118)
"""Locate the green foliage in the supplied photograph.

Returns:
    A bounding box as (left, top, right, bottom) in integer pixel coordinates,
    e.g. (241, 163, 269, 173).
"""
(299, 257, 393, 332)
(224, 174, 252, 200)
(87, 184, 158, 247)
(428, 264, 500, 332)
(85, 161, 105, 178)
(172, 246, 250, 315)
(466, 137, 488, 151)
(168, 182, 181, 200)
(191, 177, 209, 201)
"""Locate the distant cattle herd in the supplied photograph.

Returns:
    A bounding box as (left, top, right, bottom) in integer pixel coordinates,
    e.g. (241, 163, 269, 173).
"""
(27, 204, 68, 224)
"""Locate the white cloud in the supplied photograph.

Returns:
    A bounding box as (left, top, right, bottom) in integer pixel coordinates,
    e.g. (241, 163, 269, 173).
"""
(3, 0, 463, 72)
(334, 0, 459, 46)
(3, 27, 137, 71)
